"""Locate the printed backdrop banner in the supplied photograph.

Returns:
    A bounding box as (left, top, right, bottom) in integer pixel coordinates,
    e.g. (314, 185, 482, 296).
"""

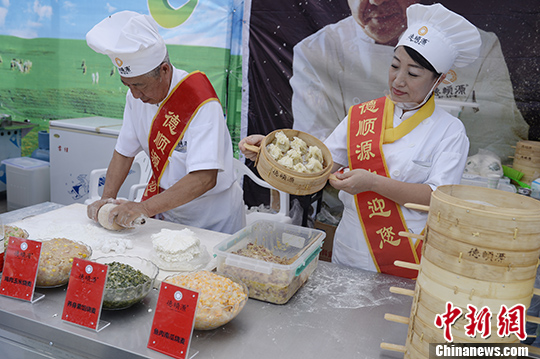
(0, 0, 244, 157)
(241, 0, 540, 206)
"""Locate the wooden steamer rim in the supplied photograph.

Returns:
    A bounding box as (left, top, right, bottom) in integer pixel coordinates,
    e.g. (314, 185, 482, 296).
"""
(422, 234, 539, 283)
(425, 227, 540, 269)
(432, 185, 540, 216)
(513, 154, 540, 165)
(418, 256, 535, 301)
(515, 140, 540, 154)
(248, 129, 334, 195)
(392, 185, 540, 359)
(428, 185, 540, 250)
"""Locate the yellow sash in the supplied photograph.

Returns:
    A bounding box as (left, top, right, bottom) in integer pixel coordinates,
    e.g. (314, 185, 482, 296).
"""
(142, 71, 219, 201)
(383, 95, 435, 143)
(347, 96, 433, 278)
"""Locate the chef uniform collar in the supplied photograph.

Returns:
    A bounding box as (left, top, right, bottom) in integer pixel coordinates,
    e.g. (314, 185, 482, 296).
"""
(86, 11, 167, 78)
(396, 3, 481, 74)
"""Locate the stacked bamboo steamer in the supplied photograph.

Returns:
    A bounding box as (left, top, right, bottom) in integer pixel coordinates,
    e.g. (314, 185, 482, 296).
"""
(246, 129, 334, 196)
(512, 140, 540, 185)
(382, 185, 540, 358)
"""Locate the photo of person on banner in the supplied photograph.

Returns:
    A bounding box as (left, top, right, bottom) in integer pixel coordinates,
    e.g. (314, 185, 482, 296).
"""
(290, 0, 529, 164)
(85, 11, 245, 234)
(241, 3, 480, 278)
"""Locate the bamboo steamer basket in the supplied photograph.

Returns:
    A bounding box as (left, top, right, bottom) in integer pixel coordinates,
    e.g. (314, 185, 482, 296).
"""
(514, 140, 540, 157)
(245, 129, 334, 196)
(512, 140, 540, 185)
(422, 234, 538, 282)
(381, 185, 540, 358)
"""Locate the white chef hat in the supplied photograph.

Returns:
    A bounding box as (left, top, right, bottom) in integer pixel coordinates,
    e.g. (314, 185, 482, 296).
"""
(86, 11, 166, 78)
(396, 3, 481, 74)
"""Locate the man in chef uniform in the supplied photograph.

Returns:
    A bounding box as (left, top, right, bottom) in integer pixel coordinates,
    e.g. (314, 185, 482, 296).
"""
(85, 11, 245, 234)
(290, 0, 528, 164)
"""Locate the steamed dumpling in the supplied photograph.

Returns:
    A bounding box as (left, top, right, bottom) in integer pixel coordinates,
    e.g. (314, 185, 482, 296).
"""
(306, 145, 324, 163)
(270, 131, 325, 174)
(267, 143, 283, 161)
(290, 136, 308, 153)
(305, 157, 323, 173)
(293, 163, 308, 173)
(274, 131, 290, 152)
(285, 148, 303, 165)
(277, 155, 294, 169)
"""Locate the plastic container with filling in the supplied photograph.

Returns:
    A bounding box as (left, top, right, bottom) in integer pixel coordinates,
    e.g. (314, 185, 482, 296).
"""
(214, 220, 325, 304)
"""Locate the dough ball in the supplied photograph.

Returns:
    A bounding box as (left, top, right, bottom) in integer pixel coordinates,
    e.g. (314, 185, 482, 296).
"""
(97, 203, 124, 231)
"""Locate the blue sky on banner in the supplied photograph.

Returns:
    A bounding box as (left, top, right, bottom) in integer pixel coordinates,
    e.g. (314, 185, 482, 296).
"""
(0, 0, 243, 53)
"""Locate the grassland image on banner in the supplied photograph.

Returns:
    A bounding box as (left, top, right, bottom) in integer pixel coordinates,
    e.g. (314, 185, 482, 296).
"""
(0, 0, 243, 157)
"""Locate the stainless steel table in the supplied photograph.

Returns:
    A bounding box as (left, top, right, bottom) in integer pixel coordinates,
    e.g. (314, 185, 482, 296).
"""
(0, 203, 414, 359)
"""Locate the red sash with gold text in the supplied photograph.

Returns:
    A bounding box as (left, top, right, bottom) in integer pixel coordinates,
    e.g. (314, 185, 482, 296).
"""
(142, 71, 219, 201)
(347, 97, 420, 278)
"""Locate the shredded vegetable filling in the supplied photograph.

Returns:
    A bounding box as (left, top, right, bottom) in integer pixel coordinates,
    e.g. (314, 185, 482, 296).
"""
(102, 261, 151, 310)
(233, 243, 290, 264)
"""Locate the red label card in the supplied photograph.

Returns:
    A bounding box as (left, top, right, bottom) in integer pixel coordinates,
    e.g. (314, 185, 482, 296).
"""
(148, 282, 199, 359)
(0, 235, 4, 272)
(62, 257, 108, 330)
(0, 237, 42, 301)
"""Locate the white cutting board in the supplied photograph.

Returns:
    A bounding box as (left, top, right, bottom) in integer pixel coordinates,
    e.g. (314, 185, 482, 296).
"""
(9, 203, 229, 282)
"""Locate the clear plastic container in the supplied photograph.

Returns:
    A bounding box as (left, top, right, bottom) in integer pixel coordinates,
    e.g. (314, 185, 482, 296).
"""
(460, 173, 516, 193)
(2, 157, 50, 210)
(214, 220, 325, 304)
(531, 178, 540, 199)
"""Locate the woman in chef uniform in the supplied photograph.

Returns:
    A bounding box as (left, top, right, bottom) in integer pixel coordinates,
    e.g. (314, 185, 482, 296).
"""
(240, 3, 481, 278)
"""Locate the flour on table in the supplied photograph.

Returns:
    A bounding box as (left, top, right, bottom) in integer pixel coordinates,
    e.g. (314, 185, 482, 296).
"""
(14, 219, 134, 254)
(151, 228, 210, 271)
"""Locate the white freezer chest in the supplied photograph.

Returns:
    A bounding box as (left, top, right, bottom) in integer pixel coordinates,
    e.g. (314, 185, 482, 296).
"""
(49, 117, 141, 205)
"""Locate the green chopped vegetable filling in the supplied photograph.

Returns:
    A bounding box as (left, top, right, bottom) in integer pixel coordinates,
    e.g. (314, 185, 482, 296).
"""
(106, 262, 150, 289)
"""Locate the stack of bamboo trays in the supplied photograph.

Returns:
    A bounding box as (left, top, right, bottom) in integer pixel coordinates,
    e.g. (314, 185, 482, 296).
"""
(512, 140, 540, 185)
(382, 185, 540, 358)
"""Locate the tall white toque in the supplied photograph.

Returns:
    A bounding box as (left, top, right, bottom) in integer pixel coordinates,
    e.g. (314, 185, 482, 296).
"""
(396, 3, 482, 74)
(86, 11, 167, 78)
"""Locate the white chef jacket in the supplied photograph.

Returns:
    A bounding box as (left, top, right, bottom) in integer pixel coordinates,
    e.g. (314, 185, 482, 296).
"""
(115, 66, 245, 234)
(291, 16, 528, 164)
(324, 103, 469, 271)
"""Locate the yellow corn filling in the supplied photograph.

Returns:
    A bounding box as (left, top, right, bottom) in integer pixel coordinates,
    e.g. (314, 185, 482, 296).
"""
(165, 271, 247, 330)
